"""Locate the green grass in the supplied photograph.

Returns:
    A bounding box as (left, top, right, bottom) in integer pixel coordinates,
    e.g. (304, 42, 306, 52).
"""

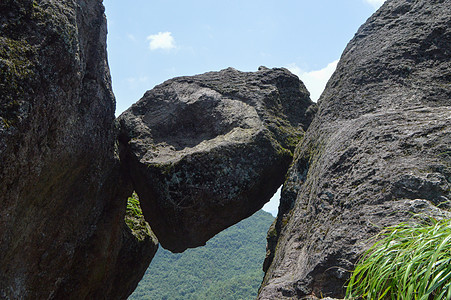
(345, 218, 451, 300)
(126, 192, 143, 217)
(125, 192, 152, 241)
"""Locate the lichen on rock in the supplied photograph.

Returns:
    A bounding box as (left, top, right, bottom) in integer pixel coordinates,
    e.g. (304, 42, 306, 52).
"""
(0, 1, 157, 299)
(118, 67, 315, 252)
(259, 0, 451, 298)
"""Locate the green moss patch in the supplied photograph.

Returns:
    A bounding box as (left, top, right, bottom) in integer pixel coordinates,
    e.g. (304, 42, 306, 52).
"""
(125, 192, 153, 241)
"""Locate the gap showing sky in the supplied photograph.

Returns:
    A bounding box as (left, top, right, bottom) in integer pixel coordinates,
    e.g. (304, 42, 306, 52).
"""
(104, 0, 385, 216)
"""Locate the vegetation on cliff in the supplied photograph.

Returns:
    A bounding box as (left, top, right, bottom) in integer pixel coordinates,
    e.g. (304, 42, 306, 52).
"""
(259, 0, 450, 297)
(125, 192, 154, 242)
(118, 67, 313, 252)
(128, 210, 274, 300)
(346, 217, 451, 299)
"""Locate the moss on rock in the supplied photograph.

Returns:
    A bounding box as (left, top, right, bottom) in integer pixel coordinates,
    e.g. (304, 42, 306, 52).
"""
(125, 192, 154, 242)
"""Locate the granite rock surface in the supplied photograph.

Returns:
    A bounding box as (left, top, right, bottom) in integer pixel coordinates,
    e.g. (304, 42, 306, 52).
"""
(259, 0, 451, 298)
(2, 0, 449, 298)
(0, 1, 157, 298)
(118, 67, 316, 252)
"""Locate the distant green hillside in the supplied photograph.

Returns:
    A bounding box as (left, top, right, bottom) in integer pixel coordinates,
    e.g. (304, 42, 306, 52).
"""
(128, 210, 275, 300)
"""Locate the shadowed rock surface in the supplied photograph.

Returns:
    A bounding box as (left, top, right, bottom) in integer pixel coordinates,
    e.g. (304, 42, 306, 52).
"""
(2, 0, 449, 298)
(259, 0, 451, 298)
(118, 67, 316, 252)
(0, 1, 157, 299)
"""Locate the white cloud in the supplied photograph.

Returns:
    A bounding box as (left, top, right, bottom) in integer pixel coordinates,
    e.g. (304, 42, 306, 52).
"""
(127, 34, 137, 42)
(364, 0, 386, 9)
(147, 32, 176, 50)
(287, 60, 338, 102)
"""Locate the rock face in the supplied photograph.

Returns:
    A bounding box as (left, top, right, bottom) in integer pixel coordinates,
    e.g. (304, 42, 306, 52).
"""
(0, 1, 157, 299)
(3, 0, 449, 298)
(259, 0, 451, 298)
(118, 67, 316, 252)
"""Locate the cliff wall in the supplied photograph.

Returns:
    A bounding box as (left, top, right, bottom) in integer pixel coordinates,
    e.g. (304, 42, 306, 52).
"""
(259, 0, 450, 298)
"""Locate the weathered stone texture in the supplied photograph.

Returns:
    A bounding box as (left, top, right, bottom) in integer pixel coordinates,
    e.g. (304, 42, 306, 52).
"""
(2, 0, 450, 298)
(118, 67, 315, 252)
(0, 1, 157, 299)
(259, 0, 451, 298)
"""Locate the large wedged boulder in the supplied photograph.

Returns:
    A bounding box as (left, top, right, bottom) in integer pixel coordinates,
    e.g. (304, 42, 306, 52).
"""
(259, 0, 451, 298)
(0, 1, 157, 299)
(118, 67, 316, 252)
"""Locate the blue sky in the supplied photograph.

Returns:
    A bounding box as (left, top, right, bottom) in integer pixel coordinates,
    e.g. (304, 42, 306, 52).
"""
(103, 0, 385, 216)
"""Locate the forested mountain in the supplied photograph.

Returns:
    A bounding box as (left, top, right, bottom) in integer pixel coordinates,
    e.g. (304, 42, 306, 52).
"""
(129, 210, 274, 300)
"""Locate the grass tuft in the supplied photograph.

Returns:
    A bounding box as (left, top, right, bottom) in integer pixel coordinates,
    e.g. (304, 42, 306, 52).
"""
(126, 192, 143, 217)
(125, 192, 153, 241)
(346, 218, 451, 300)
